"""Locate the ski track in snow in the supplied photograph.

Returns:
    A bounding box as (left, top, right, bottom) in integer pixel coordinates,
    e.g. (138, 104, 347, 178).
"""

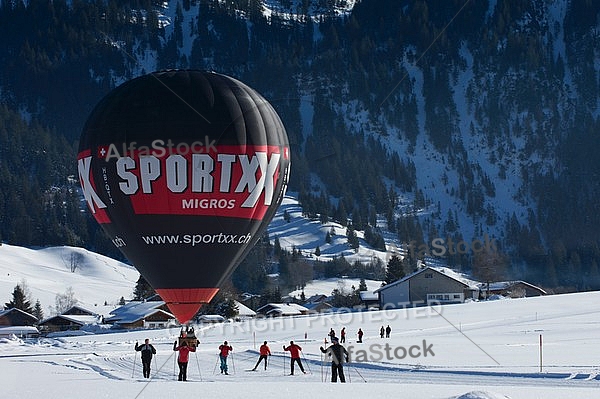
(7, 345, 600, 389)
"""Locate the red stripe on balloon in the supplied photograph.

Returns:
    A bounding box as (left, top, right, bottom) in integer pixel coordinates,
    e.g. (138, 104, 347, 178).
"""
(156, 287, 219, 324)
(121, 145, 284, 220)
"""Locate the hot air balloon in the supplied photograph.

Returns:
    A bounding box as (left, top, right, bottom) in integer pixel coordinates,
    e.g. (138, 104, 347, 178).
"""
(77, 70, 290, 324)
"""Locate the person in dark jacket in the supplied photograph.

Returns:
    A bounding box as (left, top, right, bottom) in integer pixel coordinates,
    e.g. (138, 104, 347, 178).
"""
(134, 338, 156, 378)
(173, 340, 196, 381)
(357, 328, 364, 343)
(320, 337, 349, 383)
(328, 328, 336, 341)
(283, 341, 306, 375)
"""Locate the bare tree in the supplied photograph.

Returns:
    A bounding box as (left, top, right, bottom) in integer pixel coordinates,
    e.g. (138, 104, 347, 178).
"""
(62, 251, 84, 273)
(54, 287, 78, 315)
(472, 248, 509, 298)
(70, 252, 84, 273)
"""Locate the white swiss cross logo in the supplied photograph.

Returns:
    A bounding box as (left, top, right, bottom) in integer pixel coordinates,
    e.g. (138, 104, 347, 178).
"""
(97, 146, 109, 159)
(78, 156, 107, 213)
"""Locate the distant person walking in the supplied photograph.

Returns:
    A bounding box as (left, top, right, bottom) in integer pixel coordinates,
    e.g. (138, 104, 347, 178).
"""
(328, 328, 336, 342)
(357, 328, 364, 343)
(385, 325, 391, 338)
(252, 341, 271, 371)
(380, 325, 385, 338)
(173, 340, 196, 381)
(219, 341, 233, 375)
(340, 327, 346, 343)
(134, 338, 156, 378)
(283, 341, 306, 375)
(320, 337, 349, 383)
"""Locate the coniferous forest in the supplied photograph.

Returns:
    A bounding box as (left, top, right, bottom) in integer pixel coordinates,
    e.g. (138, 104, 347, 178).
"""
(1, 0, 600, 294)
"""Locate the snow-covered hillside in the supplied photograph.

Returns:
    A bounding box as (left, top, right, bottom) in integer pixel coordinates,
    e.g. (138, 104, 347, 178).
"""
(0, 244, 139, 315)
(287, 278, 382, 300)
(268, 194, 391, 264)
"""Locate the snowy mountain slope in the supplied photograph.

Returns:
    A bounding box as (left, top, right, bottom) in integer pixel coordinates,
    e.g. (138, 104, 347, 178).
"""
(2, 0, 599, 292)
(268, 194, 390, 264)
(0, 244, 139, 315)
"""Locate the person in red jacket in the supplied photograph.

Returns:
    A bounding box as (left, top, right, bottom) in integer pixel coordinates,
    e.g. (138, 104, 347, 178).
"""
(173, 340, 196, 381)
(219, 341, 233, 375)
(283, 341, 306, 375)
(251, 341, 271, 371)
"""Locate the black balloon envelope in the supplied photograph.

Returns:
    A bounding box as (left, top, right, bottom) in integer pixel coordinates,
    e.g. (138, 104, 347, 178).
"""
(77, 70, 290, 323)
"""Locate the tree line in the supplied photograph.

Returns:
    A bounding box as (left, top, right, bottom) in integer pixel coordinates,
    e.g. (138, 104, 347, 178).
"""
(0, 0, 599, 292)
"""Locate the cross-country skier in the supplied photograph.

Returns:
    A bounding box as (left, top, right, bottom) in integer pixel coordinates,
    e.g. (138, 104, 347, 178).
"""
(219, 341, 233, 375)
(173, 340, 196, 381)
(320, 336, 349, 383)
(283, 341, 306, 375)
(251, 341, 271, 371)
(134, 338, 156, 378)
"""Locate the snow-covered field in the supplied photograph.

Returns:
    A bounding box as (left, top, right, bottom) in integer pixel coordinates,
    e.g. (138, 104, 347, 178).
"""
(3, 291, 600, 399)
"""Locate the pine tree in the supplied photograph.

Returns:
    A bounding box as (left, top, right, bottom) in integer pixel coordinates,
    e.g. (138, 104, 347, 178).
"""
(132, 275, 155, 301)
(32, 299, 44, 320)
(358, 278, 368, 292)
(346, 226, 359, 251)
(5, 284, 33, 313)
(273, 237, 282, 256)
(385, 255, 405, 285)
(232, 242, 269, 294)
(283, 210, 291, 222)
(217, 297, 239, 319)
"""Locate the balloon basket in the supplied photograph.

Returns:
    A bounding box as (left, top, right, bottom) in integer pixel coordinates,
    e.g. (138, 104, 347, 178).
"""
(178, 326, 199, 348)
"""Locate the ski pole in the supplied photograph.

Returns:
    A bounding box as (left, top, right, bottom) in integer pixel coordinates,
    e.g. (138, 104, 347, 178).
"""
(282, 347, 287, 375)
(351, 363, 367, 383)
(301, 350, 311, 374)
(194, 351, 202, 382)
(132, 350, 137, 378)
(346, 363, 351, 383)
(213, 354, 219, 374)
(320, 351, 323, 382)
